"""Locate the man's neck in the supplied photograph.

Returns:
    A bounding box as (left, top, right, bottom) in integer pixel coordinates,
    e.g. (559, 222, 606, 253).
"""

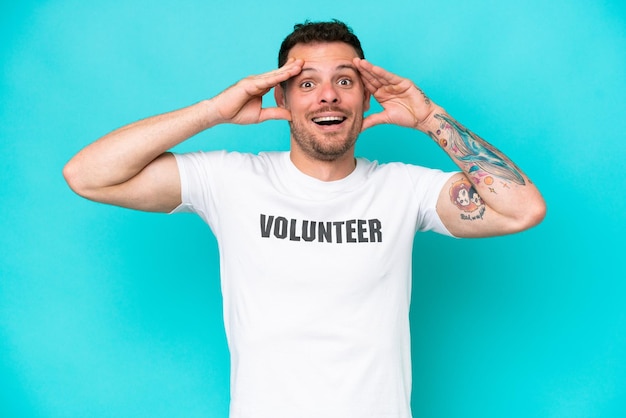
(289, 150, 357, 182)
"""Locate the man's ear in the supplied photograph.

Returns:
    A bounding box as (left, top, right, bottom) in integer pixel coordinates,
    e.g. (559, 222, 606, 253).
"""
(274, 84, 287, 108)
(363, 90, 371, 112)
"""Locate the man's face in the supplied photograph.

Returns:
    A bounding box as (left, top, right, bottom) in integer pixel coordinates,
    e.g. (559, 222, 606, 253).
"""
(276, 42, 370, 162)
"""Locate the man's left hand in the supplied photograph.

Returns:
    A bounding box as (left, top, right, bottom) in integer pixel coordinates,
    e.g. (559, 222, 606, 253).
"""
(354, 58, 439, 132)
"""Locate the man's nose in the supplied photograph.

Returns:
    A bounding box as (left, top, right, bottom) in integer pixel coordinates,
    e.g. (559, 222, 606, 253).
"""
(319, 82, 339, 104)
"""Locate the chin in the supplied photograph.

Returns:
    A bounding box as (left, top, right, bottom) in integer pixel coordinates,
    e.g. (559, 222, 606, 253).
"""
(290, 119, 360, 161)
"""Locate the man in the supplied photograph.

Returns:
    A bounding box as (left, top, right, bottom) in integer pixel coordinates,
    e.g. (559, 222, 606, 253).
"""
(64, 20, 545, 418)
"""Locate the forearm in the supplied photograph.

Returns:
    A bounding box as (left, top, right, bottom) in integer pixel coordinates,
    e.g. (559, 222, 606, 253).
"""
(64, 99, 218, 194)
(418, 107, 546, 228)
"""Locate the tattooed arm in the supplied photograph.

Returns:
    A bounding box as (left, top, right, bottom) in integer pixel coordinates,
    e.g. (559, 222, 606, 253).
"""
(423, 114, 545, 237)
(354, 58, 546, 238)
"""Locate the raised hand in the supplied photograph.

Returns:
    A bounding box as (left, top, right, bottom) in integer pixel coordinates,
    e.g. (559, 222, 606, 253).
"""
(354, 58, 437, 132)
(211, 58, 303, 125)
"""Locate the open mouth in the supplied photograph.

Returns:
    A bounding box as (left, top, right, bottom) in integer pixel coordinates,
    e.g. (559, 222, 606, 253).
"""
(312, 116, 346, 126)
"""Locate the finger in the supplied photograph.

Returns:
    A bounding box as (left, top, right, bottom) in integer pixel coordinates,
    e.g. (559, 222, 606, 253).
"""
(356, 58, 403, 87)
(361, 112, 390, 131)
(360, 73, 381, 95)
(354, 58, 384, 91)
(259, 107, 292, 122)
(250, 58, 303, 91)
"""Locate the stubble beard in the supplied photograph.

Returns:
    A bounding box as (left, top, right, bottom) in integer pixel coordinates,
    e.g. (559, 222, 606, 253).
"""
(289, 110, 363, 162)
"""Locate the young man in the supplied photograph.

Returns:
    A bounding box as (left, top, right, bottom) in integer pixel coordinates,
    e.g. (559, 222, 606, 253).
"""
(64, 20, 545, 418)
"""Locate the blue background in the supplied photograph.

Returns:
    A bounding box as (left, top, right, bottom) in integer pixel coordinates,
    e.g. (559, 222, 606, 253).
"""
(1, 0, 625, 417)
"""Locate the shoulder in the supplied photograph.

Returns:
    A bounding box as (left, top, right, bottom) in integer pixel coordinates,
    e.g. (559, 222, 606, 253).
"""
(357, 158, 455, 181)
(174, 150, 287, 169)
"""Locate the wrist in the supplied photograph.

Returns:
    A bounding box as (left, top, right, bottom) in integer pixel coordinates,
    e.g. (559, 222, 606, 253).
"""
(415, 104, 446, 133)
(197, 98, 225, 128)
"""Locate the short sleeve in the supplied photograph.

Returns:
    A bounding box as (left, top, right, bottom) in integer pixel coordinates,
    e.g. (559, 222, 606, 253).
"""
(168, 151, 228, 230)
(407, 166, 459, 237)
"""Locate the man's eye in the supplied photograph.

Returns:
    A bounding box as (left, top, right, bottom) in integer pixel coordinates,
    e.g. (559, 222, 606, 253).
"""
(300, 81, 314, 89)
(338, 78, 352, 87)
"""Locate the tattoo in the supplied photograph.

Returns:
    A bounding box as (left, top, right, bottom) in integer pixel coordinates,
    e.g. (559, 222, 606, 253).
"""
(449, 178, 486, 221)
(416, 86, 430, 105)
(434, 114, 526, 186)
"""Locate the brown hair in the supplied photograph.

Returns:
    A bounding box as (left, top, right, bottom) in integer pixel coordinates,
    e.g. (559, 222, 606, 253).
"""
(277, 20, 365, 67)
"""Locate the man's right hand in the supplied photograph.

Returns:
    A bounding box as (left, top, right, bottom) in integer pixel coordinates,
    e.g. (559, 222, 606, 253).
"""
(211, 58, 303, 125)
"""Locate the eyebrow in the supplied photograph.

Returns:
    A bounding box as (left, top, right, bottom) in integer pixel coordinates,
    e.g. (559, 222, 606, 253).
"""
(299, 64, 359, 74)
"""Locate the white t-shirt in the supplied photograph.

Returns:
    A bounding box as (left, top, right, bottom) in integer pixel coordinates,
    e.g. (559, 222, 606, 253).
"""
(173, 151, 455, 418)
